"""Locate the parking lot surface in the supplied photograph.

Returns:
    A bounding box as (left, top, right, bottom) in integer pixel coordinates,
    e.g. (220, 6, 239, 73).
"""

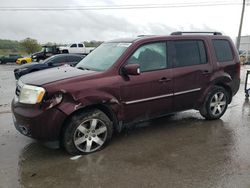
(0, 64, 250, 188)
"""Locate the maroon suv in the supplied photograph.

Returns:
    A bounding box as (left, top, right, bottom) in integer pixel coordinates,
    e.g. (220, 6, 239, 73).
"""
(12, 32, 240, 154)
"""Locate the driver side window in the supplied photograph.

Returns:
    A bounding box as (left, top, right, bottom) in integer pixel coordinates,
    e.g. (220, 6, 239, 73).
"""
(70, 44, 77, 48)
(127, 42, 167, 72)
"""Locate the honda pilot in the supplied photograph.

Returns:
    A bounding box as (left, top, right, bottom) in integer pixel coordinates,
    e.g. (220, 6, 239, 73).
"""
(11, 32, 240, 154)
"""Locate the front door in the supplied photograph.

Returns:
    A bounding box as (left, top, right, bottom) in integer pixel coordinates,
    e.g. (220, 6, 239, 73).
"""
(120, 42, 173, 123)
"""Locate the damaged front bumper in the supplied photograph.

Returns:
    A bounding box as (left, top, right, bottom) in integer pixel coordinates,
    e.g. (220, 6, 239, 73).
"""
(11, 99, 67, 141)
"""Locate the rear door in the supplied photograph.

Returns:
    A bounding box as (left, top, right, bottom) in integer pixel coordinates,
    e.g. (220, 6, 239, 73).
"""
(168, 39, 212, 111)
(120, 41, 174, 123)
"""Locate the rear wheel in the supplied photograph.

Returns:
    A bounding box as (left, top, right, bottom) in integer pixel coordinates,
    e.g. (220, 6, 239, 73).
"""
(200, 86, 229, 120)
(62, 50, 69, 53)
(63, 109, 113, 155)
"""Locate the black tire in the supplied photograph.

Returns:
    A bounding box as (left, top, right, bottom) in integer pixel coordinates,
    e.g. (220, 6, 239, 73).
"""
(63, 109, 113, 155)
(21, 60, 27, 64)
(200, 86, 229, 120)
(62, 50, 69, 54)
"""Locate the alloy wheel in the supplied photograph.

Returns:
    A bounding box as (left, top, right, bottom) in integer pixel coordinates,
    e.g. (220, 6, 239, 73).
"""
(73, 118, 107, 153)
(209, 92, 227, 116)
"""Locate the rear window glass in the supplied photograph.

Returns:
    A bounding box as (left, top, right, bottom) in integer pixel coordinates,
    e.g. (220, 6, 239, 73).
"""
(67, 56, 83, 62)
(212, 40, 233, 62)
(169, 40, 207, 67)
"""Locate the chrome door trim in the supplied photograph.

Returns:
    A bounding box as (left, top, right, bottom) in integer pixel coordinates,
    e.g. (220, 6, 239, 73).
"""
(124, 88, 201, 105)
(124, 93, 174, 105)
(174, 88, 201, 96)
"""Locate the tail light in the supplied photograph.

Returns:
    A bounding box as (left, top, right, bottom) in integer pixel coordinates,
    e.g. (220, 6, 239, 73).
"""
(236, 62, 240, 79)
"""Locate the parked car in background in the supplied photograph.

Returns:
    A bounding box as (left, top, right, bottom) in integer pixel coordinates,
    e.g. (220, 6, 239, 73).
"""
(14, 54, 85, 79)
(31, 45, 60, 62)
(59, 43, 95, 55)
(16, 57, 32, 65)
(239, 50, 250, 65)
(0, 54, 22, 64)
(12, 32, 240, 155)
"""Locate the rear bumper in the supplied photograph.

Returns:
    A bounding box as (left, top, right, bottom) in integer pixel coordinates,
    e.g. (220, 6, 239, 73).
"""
(232, 78, 240, 96)
(11, 99, 67, 141)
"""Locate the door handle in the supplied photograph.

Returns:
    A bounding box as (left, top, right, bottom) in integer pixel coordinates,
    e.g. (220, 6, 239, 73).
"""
(158, 77, 171, 83)
(202, 70, 211, 75)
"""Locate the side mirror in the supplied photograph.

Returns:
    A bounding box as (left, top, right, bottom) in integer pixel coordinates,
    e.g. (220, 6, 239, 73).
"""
(123, 64, 140, 75)
(47, 62, 53, 66)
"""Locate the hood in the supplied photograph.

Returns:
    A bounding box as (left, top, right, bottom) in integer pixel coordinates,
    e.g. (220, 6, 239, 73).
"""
(17, 62, 39, 69)
(20, 66, 96, 86)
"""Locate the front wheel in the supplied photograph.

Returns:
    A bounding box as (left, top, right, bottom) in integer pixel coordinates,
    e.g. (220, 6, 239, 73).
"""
(21, 60, 27, 64)
(200, 86, 229, 120)
(63, 109, 113, 155)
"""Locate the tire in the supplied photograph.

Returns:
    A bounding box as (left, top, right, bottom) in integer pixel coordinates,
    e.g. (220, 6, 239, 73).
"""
(21, 60, 27, 64)
(63, 109, 113, 155)
(62, 50, 69, 54)
(200, 86, 229, 120)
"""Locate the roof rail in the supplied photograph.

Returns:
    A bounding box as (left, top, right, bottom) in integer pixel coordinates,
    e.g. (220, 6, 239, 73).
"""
(171, 31, 222, 36)
(137, 35, 156, 37)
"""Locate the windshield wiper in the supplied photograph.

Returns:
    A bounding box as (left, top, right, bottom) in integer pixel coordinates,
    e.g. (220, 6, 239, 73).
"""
(77, 67, 90, 71)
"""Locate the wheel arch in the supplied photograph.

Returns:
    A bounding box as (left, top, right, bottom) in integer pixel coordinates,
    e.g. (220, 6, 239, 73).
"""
(210, 74, 233, 103)
(197, 75, 233, 108)
(59, 103, 119, 143)
(214, 82, 232, 103)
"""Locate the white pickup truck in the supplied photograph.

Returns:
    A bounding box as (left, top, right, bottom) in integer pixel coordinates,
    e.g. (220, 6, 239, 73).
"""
(59, 43, 95, 55)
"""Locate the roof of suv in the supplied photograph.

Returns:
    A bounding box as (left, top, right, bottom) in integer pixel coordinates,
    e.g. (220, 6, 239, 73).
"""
(108, 31, 228, 43)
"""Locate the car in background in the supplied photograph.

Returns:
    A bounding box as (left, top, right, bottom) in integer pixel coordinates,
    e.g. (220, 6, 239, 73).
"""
(239, 50, 250, 65)
(31, 45, 60, 62)
(0, 54, 22, 64)
(14, 54, 85, 79)
(16, 57, 32, 65)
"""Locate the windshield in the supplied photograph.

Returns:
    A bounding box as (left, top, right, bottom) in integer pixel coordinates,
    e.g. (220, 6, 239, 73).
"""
(41, 47, 46, 52)
(76, 42, 131, 71)
(42, 56, 55, 64)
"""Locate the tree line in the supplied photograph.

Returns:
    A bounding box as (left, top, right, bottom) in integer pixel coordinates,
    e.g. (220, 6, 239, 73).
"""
(0, 38, 103, 56)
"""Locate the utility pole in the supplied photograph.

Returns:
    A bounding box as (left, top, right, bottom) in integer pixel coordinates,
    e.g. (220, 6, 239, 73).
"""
(236, 0, 246, 51)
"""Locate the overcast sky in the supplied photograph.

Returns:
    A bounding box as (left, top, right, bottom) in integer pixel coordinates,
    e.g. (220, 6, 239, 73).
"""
(0, 0, 249, 43)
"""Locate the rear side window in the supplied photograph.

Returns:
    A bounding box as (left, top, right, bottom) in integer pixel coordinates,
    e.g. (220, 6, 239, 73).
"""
(49, 56, 66, 65)
(212, 40, 233, 62)
(78, 44, 84, 47)
(169, 40, 207, 68)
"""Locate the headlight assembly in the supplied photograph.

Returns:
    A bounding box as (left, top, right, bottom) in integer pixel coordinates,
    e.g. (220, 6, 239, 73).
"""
(19, 68, 28, 71)
(19, 84, 45, 104)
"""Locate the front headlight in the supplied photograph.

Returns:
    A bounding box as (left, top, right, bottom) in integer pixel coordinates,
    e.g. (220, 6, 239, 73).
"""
(19, 85, 45, 104)
(32, 55, 36, 59)
(19, 68, 28, 71)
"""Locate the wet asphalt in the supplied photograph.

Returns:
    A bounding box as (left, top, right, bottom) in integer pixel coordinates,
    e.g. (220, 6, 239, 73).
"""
(0, 64, 250, 188)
